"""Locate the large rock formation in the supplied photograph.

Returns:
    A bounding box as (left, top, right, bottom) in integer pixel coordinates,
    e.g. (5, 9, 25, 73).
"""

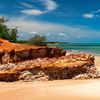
(0, 39, 66, 64)
(0, 53, 97, 82)
(0, 39, 98, 82)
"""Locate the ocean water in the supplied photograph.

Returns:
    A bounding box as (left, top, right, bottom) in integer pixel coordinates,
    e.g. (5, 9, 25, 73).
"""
(48, 43, 100, 55)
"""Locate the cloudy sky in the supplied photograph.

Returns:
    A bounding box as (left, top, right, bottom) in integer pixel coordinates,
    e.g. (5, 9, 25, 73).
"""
(1, 0, 100, 43)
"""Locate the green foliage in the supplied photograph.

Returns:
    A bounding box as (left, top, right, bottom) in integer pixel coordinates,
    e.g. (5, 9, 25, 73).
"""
(9, 28, 18, 42)
(29, 35, 47, 46)
(0, 17, 18, 42)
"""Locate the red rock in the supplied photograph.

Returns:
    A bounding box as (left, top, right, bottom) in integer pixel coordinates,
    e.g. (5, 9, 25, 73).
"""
(0, 39, 97, 82)
(0, 39, 65, 64)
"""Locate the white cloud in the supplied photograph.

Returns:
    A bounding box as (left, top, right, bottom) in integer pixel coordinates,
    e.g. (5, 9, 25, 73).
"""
(6, 17, 100, 41)
(30, 31, 38, 34)
(77, 25, 88, 28)
(21, 0, 58, 15)
(6, 18, 67, 33)
(83, 9, 100, 19)
(83, 13, 94, 18)
(40, 0, 58, 11)
(59, 33, 66, 36)
(21, 9, 44, 15)
(95, 9, 100, 13)
(20, 2, 33, 8)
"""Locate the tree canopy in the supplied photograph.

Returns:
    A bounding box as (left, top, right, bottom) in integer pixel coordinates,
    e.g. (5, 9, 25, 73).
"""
(0, 17, 18, 42)
(29, 35, 47, 46)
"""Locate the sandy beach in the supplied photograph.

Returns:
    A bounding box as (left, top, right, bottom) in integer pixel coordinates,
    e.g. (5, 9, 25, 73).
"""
(0, 56, 100, 100)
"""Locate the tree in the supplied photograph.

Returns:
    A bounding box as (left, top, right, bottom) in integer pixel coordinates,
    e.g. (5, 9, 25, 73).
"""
(0, 17, 8, 23)
(29, 35, 47, 46)
(9, 28, 18, 42)
(0, 17, 9, 40)
(0, 17, 18, 42)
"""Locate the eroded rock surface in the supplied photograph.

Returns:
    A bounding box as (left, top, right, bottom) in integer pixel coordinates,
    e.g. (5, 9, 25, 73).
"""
(0, 39, 66, 64)
(0, 39, 98, 82)
(0, 53, 96, 82)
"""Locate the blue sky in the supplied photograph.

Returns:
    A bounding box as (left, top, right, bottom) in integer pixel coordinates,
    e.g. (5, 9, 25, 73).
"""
(1, 0, 100, 43)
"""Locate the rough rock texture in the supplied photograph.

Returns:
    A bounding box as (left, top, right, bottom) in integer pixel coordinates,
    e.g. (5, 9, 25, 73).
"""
(0, 39, 66, 64)
(0, 39, 98, 82)
(0, 54, 95, 82)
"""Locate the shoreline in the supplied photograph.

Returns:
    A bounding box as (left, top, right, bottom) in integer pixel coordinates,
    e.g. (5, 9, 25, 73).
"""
(67, 50, 100, 56)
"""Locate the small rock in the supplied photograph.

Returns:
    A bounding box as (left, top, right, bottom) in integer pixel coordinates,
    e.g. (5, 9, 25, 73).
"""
(73, 74, 90, 79)
(87, 67, 100, 78)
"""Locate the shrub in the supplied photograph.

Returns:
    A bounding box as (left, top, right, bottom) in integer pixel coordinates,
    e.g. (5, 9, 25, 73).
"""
(29, 35, 47, 46)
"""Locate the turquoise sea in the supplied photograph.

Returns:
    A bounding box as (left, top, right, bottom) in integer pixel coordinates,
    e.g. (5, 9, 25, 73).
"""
(48, 43, 100, 55)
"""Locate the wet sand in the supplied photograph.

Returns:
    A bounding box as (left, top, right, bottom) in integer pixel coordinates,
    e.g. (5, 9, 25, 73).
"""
(0, 56, 100, 100)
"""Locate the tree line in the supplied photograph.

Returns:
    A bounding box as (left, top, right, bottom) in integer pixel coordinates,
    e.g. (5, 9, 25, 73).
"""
(0, 17, 18, 42)
(0, 17, 47, 46)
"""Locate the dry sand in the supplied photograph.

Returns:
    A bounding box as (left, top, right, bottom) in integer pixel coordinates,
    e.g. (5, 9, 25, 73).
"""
(0, 56, 100, 100)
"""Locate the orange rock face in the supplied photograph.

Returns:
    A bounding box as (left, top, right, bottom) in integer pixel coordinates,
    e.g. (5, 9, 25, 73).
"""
(0, 39, 98, 82)
(0, 38, 44, 52)
(0, 39, 66, 64)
